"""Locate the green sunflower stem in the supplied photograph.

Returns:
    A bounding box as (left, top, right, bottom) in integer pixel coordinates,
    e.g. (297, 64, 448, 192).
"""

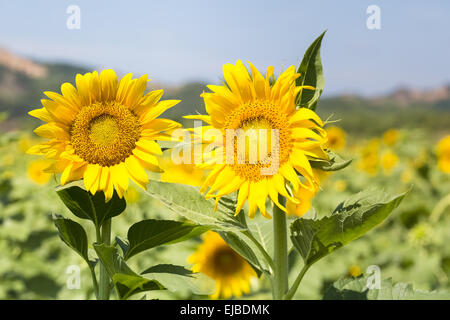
(98, 219, 111, 300)
(283, 264, 309, 300)
(272, 195, 288, 300)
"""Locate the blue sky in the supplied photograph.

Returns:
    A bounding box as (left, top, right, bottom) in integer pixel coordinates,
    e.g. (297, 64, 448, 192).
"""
(0, 0, 449, 96)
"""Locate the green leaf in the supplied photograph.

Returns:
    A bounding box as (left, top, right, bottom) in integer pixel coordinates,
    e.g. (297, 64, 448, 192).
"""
(296, 30, 326, 110)
(324, 275, 450, 300)
(53, 215, 90, 265)
(125, 219, 210, 260)
(93, 244, 164, 300)
(218, 214, 281, 276)
(56, 181, 126, 229)
(141, 264, 216, 296)
(291, 189, 408, 266)
(144, 180, 246, 232)
(219, 231, 267, 277)
(115, 236, 130, 257)
(310, 150, 352, 172)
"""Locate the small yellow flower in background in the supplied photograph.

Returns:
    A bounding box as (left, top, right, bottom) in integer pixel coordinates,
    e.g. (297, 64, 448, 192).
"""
(18, 136, 32, 153)
(333, 179, 348, 192)
(437, 135, 450, 173)
(381, 149, 399, 175)
(401, 168, 413, 184)
(358, 138, 380, 176)
(188, 231, 256, 299)
(124, 185, 140, 204)
(27, 70, 181, 200)
(348, 265, 362, 277)
(382, 129, 399, 146)
(408, 222, 433, 246)
(159, 150, 205, 187)
(186, 60, 328, 219)
(325, 126, 346, 150)
(28, 160, 52, 185)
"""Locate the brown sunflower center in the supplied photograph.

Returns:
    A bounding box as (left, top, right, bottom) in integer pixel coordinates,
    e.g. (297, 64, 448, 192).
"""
(70, 102, 141, 166)
(211, 246, 245, 275)
(224, 100, 292, 182)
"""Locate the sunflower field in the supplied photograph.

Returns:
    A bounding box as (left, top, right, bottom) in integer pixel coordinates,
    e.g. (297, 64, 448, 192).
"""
(0, 31, 449, 302)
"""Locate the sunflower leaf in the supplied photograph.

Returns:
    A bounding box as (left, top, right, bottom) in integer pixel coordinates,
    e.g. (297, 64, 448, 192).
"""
(144, 180, 246, 232)
(291, 189, 408, 266)
(218, 231, 267, 277)
(53, 215, 90, 266)
(56, 181, 126, 229)
(296, 30, 326, 110)
(323, 275, 450, 300)
(125, 219, 210, 260)
(141, 264, 216, 296)
(309, 150, 352, 172)
(93, 244, 164, 300)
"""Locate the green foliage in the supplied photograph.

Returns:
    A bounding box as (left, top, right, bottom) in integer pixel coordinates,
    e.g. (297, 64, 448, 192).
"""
(296, 31, 326, 110)
(291, 189, 408, 266)
(56, 181, 126, 229)
(145, 180, 246, 231)
(310, 150, 352, 172)
(124, 219, 209, 260)
(94, 244, 215, 299)
(94, 244, 164, 300)
(53, 215, 90, 266)
(324, 275, 450, 300)
(141, 264, 216, 296)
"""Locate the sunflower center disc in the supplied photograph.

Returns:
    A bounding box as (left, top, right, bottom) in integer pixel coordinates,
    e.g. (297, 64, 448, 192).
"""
(224, 100, 292, 181)
(89, 114, 120, 146)
(213, 247, 244, 275)
(70, 102, 141, 166)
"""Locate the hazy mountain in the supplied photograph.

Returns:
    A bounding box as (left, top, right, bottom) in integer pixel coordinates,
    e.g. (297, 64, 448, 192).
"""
(0, 48, 448, 135)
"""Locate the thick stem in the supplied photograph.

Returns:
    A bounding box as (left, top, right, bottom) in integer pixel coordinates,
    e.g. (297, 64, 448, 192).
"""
(272, 195, 288, 300)
(98, 219, 111, 300)
(284, 264, 310, 300)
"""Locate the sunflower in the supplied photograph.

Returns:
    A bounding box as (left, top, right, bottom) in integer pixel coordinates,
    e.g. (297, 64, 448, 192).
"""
(325, 126, 346, 150)
(348, 265, 362, 277)
(382, 129, 399, 147)
(28, 70, 180, 200)
(159, 149, 206, 187)
(28, 160, 52, 185)
(358, 138, 380, 176)
(437, 135, 450, 173)
(286, 181, 316, 217)
(188, 231, 256, 299)
(380, 149, 399, 175)
(186, 60, 328, 219)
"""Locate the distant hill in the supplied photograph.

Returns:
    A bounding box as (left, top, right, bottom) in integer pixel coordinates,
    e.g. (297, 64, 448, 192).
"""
(0, 48, 90, 118)
(0, 48, 448, 136)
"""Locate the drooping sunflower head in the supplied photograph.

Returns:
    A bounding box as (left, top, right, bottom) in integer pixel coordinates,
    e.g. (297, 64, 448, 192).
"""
(188, 231, 256, 299)
(186, 60, 328, 219)
(28, 70, 181, 200)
